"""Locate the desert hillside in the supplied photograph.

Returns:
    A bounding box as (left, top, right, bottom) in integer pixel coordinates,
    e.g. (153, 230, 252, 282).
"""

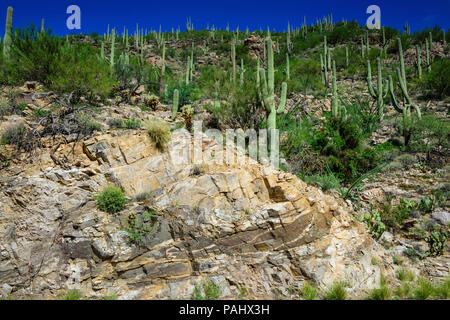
(0, 7, 448, 300)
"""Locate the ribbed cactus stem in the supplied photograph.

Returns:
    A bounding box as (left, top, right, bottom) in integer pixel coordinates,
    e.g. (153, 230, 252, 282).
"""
(320, 54, 326, 85)
(231, 39, 236, 84)
(426, 39, 431, 73)
(429, 32, 433, 51)
(160, 41, 166, 95)
(361, 38, 365, 58)
(172, 89, 179, 119)
(345, 46, 349, 67)
(101, 42, 105, 60)
(331, 60, 339, 118)
(397, 38, 406, 84)
(185, 56, 191, 85)
(41, 18, 45, 32)
(367, 58, 388, 120)
(416, 45, 422, 79)
(110, 28, 115, 68)
(286, 53, 290, 80)
(3, 6, 13, 59)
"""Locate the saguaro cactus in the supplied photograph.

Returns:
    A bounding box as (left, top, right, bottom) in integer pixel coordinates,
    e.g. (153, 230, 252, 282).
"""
(331, 60, 346, 119)
(172, 89, 179, 119)
(110, 28, 115, 69)
(286, 53, 290, 80)
(159, 41, 166, 95)
(231, 39, 236, 84)
(3, 6, 13, 59)
(367, 58, 389, 120)
(258, 38, 287, 131)
(416, 45, 422, 79)
(345, 46, 349, 67)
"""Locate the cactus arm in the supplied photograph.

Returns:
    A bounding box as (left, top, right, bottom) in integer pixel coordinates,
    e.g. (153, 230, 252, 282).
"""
(367, 60, 377, 98)
(389, 75, 404, 114)
(259, 68, 270, 112)
(3, 6, 13, 59)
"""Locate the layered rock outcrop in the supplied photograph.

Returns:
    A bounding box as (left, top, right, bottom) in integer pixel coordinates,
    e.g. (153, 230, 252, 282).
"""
(0, 129, 392, 299)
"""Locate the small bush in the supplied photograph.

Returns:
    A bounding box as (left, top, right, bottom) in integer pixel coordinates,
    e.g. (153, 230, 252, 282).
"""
(144, 120, 171, 151)
(423, 59, 450, 99)
(124, 118, 141, 129)
(359, 209, 386, 240)
(77, 111, 102, 136)
(96, 186, 128, 214)
(424, 226, 449, 257)
(367, 285, 391, 300)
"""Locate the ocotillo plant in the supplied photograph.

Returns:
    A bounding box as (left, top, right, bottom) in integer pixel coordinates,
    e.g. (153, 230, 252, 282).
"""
(258, 38, 287, 133)
(172, 89, 179, 119)
(367, 58, 389, 120)
(3, 6, 13, 59)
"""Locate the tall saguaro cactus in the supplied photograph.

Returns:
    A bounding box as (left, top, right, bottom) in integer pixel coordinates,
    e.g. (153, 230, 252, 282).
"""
(331, 60, 346, 119)
(367, 58, 389, 120)
(416, 45, 422, 79)
(258, 38, 287, 132)
(231, 39, 236, 84)
(110, 28, 115, 69)
(3, 6, 13, 59)
(159, 41, 166, 95)
(172, 89, 179, 119)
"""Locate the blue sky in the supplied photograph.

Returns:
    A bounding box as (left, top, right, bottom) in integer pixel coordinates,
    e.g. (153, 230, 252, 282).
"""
(1, 0, 449, 36)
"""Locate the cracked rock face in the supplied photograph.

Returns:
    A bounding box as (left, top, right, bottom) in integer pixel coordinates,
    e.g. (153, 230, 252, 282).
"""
(0, 129, 392, 299)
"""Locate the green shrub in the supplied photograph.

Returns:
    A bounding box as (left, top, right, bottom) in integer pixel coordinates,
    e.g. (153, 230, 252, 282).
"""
(96, 186, 128, 214)
(359, 209, 386, 239)
(410, 115, 449, 157)
(423, 59, 450, 99)
(424, 226, 449, 257)
(124, 118, 141, 129)
(144, 120, 171, 151)
(124, 210, 157, 246)
(77, 111, 102, 136)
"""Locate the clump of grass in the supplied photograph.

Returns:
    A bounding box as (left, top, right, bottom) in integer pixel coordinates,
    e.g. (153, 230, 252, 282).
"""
(300, 282, 317, 300)
(101, 293, 118, 300)
(433, 277, 450, 299)
(394, 282, 412, 299)
(191, 280, 221, 300)
(397, 268, 415, 282)
(96, 186, 128, 214)
(144, 119, 171, 151)
(413, 277, 435, 300)
(323, 281, 349, 300)
(60, 289, 82, 300)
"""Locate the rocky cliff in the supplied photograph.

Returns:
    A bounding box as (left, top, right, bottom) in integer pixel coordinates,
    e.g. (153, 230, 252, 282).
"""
(0, 125, 393, 300)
